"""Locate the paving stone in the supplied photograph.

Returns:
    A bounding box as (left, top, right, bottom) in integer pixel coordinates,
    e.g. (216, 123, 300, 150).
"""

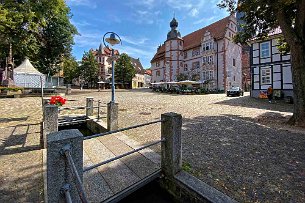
(83, 151, 114, 202)
(98, 134, 159, 179)
(83, 138, 140, 194)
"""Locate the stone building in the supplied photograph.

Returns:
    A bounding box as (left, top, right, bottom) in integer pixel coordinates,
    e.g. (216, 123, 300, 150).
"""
(91, 44, 119, 83)
(151, 15, 242, 91)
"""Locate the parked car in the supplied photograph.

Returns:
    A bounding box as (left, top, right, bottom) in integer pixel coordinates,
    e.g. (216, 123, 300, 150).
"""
(227, 87, 243, 97)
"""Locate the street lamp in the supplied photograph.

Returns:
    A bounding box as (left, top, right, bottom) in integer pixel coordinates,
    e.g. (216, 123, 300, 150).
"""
(103, 32, 121, 102)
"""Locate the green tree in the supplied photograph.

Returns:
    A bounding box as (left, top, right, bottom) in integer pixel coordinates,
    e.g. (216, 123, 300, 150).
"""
(114, 53, 136, 86)
(176, 73, 188, 81)
(79, 51, 98, 88)
(0, 0, 78, 75)
(62, 56, 79, 84)
(218, 0, 305, 127)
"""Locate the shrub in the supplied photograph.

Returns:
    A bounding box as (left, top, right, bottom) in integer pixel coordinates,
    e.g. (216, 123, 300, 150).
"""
(0, 86, 24, 92)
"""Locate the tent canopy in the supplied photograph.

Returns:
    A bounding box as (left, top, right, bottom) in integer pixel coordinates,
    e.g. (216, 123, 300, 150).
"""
(14, 58, 43, 75)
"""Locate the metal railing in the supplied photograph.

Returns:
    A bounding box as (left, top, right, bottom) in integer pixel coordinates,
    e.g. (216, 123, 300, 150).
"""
(61, 184, 73, 203)
(58, 99, 107, 120)
(61, 144, 89, 203)
(59, 118, 164, 203)
(83, 119, 163, 173)
(46, 112, 182, 203)
(84, 119, 162, 140)
(83, 139, 164, 172)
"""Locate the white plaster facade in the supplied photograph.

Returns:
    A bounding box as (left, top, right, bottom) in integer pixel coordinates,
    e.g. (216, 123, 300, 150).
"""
(250, 33, 293, 98)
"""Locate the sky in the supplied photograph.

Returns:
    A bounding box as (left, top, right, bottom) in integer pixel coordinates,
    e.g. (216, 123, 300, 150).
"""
(66, 0, 229, 69)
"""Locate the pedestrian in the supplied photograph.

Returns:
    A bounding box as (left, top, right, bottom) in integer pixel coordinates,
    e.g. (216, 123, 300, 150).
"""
(267, 86, 273, 103)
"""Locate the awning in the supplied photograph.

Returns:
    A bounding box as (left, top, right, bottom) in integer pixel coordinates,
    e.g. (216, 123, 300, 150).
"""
(177, 80, 199, 85)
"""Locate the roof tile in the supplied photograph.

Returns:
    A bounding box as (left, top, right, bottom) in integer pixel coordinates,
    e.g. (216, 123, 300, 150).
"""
(151, 16, 231, 62)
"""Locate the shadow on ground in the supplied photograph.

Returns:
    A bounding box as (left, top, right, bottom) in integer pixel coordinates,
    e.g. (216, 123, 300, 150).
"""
(215, 95, 293, 113)
(0, 116, 29, 123)
(181, 114, 305, 202)
(0, 123, 41, 155)
(0, 123, 43, 202)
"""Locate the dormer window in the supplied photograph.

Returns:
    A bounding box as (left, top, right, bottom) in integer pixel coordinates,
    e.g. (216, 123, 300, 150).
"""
(203, 42, 213, 52)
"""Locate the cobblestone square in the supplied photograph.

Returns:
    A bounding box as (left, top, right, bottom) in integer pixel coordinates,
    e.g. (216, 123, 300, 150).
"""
(0, 89, 304, 202)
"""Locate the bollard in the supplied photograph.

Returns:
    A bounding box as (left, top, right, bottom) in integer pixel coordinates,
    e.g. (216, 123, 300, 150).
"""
(161, 112, 182, 178)
(66, 84, 72, 95)
(107, 102, 118, 131)
(46, 129, 83, 203)
(43, 105, 58, 148)
(86, 97, 94, 117)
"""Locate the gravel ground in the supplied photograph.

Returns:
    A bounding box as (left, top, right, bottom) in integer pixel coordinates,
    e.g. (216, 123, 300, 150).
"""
(0, 88, 304, 202)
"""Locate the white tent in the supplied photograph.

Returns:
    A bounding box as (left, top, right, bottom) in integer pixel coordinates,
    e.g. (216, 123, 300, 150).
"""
(13, 58, 46, 88)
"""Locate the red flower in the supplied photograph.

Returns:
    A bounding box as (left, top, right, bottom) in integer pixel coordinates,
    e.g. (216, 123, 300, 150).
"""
(49, 96, 67, 106)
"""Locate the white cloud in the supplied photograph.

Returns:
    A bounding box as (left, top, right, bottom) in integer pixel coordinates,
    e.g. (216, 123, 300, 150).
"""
(193, 16, 216, 25)
(126, 0, 156, 9)
(120, 36, 149, 46)
(190, 8, 199, 17)
(119, 45, 154, 60)
(66, 0, 97, 8)
(74, 29, 101, 48)
(132, 10, 155, 24)
(71, 20, 92, 27)
(166, 0, 192, 9)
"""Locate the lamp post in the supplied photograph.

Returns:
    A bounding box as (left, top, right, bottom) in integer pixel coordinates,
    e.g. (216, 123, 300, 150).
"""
(103, 32, 121, 102)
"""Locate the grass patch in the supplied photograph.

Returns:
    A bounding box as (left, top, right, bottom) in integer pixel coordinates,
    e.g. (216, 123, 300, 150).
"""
(182, 162, 192, 173)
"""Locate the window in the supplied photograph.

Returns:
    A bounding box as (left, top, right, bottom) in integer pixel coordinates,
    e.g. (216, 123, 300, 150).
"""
(203, 71, 214, 80)
(184, 64, 188, 71)
(260, 42, 270, 58)
(203, 56, 213, 64)
(156, 70, 160, 76)
(261, 67, 271, 84)
(184, 52, 188, 59)
(192, 61, 200, 70)
(233, 58, 236, 66)
(180, 62, 183, 67)
(203, 42, 213, 52)
(192, 48, 200, 57)
(209, 71, 214, 79)
(156, 61, 160, 67)
(179, 41, 183, 46)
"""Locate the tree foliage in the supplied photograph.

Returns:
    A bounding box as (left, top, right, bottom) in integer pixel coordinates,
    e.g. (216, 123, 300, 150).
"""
(176, 73, 188, 81)
(114, 53, 136, 85)
(0, 0, 78, 75)
(79, 51, 98, 88)
(62, 56, 79, 84)
(218, 0, 305, 126)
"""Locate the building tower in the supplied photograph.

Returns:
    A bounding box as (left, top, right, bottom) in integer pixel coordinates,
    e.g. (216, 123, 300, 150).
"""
(165, 17, 184, 81)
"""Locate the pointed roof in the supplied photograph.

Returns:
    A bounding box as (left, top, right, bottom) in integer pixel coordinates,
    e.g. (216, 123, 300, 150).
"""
(151, 15, 232, 62)
(130, 57, 145, 74)
(14, 58, 43, 75)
